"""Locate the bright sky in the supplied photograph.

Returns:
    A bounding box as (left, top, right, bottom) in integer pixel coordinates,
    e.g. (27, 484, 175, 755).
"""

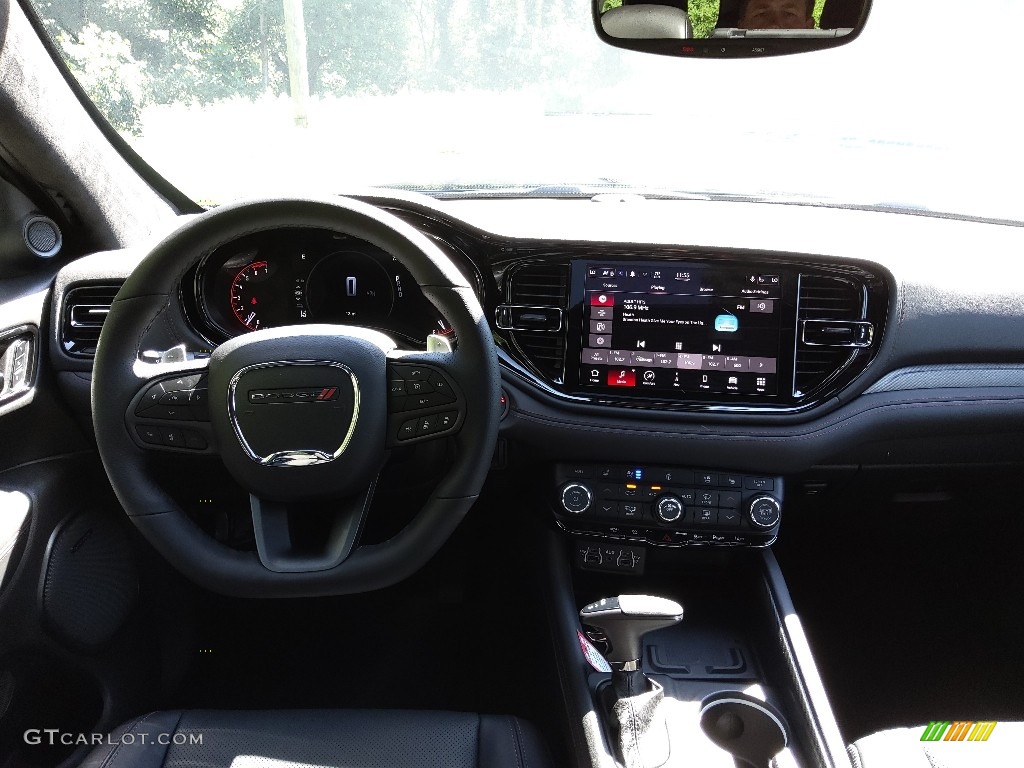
(128, 0, 1023, 222)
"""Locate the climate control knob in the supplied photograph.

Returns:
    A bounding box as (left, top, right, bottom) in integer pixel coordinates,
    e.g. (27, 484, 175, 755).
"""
(748, 495, 782, 529)
(560, 483, 593, 515)
(655, 495, 685, 523)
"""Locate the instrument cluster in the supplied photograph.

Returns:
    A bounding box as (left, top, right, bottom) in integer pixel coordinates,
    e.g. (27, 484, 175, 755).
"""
(191, 228, 454, 346)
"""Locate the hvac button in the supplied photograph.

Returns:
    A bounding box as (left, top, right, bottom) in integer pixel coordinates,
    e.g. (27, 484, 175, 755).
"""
(693, 508, 716, 525)
(718, 509, 742, 527)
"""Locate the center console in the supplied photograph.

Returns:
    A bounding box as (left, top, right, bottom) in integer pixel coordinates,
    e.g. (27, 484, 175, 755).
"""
(537, 461, 849, 768)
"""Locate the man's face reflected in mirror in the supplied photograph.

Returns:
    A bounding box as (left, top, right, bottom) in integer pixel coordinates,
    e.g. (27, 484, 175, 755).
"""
(737, 0, 815, 29)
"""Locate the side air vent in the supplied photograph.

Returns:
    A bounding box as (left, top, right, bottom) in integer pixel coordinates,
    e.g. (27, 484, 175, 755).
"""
(794, 275, 866, 396)
(503, 264, 569, 384)
(61, 284, 121, 358)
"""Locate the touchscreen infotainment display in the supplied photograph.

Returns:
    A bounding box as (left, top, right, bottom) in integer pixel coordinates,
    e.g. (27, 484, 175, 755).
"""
(573, 261, 787, 397)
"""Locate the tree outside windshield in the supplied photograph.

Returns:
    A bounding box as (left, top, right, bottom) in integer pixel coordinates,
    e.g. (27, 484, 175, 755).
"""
(35, 0, 599, 135)
(25, 0, 1024, 224)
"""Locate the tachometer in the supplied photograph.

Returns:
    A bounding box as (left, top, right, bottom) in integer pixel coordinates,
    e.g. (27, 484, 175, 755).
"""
(229, 260, 272, 331)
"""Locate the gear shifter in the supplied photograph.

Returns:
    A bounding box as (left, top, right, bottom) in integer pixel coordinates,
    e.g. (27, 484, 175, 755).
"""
(580, 595, 684, 768)
(579, 595, 684, 670)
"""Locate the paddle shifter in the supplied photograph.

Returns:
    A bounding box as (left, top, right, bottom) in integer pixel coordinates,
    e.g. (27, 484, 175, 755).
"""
(580, 595, 684, 768)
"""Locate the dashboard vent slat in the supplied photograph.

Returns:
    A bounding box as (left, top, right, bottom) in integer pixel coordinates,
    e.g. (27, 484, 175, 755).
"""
(61, 284, 122, 358)
(506, 264, 569, 384)
(794, 275, 863, 396)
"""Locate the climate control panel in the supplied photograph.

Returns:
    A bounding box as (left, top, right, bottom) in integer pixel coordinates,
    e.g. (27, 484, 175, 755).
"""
(553, 464, 783, 547)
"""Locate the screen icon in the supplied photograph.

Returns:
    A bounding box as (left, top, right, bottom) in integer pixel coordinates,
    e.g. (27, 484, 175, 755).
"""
(590, 293, 614, 306)
(714, 314, 739, 332)
(728, 376, 738, 385)
(643, 370, 656, 382)
(749, 299, 774, 314)
(608, 369, 637, 387)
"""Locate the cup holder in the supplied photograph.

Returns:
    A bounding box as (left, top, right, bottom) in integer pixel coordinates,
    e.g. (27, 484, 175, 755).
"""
(699, 690, 789, 768)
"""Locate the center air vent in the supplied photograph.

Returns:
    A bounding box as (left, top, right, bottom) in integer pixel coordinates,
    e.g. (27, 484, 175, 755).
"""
(794, 275, 865, 397)
(61, 284, 122, 358)
(502, 263, 569, 384)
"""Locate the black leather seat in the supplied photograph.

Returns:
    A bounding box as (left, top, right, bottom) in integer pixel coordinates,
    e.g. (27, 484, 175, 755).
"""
(81, 709, 552, 768)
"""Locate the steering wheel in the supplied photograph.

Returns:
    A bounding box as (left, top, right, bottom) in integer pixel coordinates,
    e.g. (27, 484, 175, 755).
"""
(92, 197, 500, 597)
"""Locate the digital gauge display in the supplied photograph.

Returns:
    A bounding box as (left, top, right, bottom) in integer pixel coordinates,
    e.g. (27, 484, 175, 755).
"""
(195, 229, 453, 345)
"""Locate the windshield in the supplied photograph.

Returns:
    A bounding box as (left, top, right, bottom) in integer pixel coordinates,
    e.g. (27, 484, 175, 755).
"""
(28, 0, 1024, 222)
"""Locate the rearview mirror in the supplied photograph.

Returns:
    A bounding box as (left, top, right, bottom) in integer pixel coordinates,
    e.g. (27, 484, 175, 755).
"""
(594, 0, 871, 58)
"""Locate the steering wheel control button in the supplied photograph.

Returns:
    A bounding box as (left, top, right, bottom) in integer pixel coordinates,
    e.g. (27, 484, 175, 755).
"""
(135, 425, 162, 445)
(158, 390, 188, 406)
(416, 414, 439, 434)
(134, 373, 210, 424)
(404, 379, 433, 395)
(183, 430, 208, 450)
(560, 483, 593, 515)
(553, 464, 783, 548)
(384, 362, 464, 445)
(189, 388, 210, 420)
(749, 495, 782, 529)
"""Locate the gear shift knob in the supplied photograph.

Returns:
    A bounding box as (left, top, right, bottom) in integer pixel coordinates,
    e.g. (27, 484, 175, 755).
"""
(580, 595, 684, 670)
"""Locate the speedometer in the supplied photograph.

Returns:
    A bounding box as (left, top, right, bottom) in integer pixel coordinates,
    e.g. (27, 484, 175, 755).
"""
(229, 260, 272, 330)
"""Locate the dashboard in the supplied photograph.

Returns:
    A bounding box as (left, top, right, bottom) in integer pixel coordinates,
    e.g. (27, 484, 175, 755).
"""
(44, 193, 1024, 483)
(164, 211, 890, 415)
